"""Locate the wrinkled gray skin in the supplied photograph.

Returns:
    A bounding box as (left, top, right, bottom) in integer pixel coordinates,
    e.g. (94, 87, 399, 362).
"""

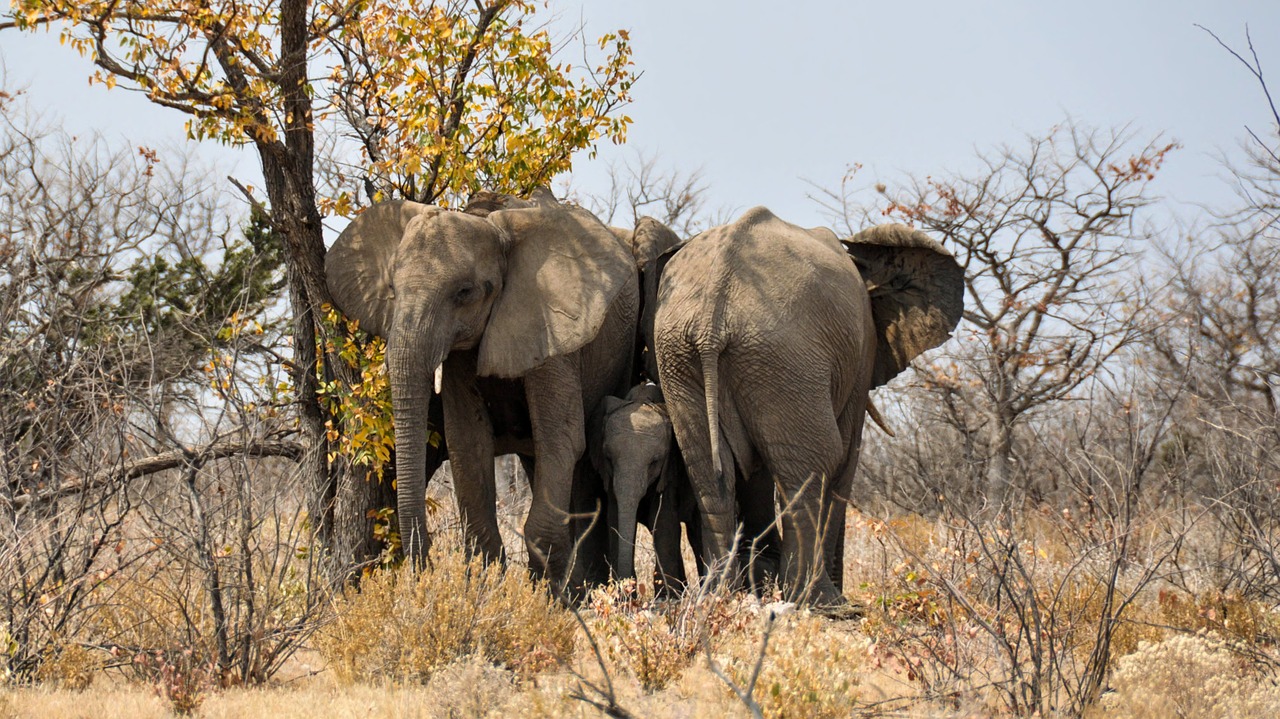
(651, 208, 964, 606)
(325, 190, 639, 589)
(592, 383, 704, 596)
(611, 216, 684, 386)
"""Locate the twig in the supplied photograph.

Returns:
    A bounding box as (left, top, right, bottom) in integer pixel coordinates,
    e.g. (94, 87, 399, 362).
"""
(1197, 24, 1280, 165)
(7, 437, 304, 511)
(529, 503, 637, 719)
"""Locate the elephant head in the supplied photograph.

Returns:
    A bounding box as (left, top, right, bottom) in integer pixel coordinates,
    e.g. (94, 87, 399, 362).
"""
(592, 382, 678, 581)
(629, 216, 683, 270)
(841, 224, 965, 387)
(325, 195, 636, 559)
(628, 219, 685, 383)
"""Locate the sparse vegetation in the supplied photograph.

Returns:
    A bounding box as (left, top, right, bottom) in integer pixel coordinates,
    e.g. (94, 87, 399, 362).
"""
(1, 7, 1279, 719)
(316, 541, 577, 684)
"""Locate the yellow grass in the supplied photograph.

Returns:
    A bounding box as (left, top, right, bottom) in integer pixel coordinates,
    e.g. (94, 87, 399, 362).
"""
(5, 507, 1279, 719)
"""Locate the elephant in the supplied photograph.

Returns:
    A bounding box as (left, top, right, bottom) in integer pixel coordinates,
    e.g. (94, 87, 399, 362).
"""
(325, 189, 639, 589)
(609, 216, 683, 386)
(650, 207, 963, 607)
(589, 382, 704, 596)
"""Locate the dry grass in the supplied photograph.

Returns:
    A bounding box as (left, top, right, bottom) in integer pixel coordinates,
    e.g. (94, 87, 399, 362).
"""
(721, 614, 869, 719)
(1093, 633, 1280, 719)
(315, 541, 576, 684)
(4, 506, 1279, 718)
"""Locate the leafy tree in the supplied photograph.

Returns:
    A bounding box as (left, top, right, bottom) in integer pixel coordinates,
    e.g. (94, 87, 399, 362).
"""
(3, 1, 637, 565)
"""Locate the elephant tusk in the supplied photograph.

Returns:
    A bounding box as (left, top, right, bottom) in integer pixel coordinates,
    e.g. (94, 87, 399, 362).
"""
(866, 398, 896, 437)
(433, 363, 443, 395)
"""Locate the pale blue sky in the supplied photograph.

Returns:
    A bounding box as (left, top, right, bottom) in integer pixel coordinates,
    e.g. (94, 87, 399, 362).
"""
(2, 1, 1278, 230)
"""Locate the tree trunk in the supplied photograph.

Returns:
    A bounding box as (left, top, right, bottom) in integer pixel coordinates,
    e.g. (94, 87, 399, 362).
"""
(246, 0, 386, 573)
(986, 414, 1016, 504)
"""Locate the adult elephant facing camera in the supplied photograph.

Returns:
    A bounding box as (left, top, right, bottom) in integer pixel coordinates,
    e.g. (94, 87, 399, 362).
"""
(652, 208, 963, 607)
(325, 192, 638, 588)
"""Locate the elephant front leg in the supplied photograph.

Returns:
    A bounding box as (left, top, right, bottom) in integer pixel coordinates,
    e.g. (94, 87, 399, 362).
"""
(441, 352, 504, 563)
(522, 357, 587, 592)
(649, 489, 689, 597)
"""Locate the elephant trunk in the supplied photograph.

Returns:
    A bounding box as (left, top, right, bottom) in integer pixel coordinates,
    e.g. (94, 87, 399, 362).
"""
(610, 483, 643, 582)
(387, 329, 448, 565)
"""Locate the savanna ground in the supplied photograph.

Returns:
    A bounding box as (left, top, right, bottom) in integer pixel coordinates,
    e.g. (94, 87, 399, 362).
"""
(5, 437, 1280, 719)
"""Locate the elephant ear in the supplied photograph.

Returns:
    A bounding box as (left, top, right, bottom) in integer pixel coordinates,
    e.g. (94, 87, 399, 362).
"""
(478, 204, 636, 378)
(842, 224, 965, 388)
(325, 200, 442, 339)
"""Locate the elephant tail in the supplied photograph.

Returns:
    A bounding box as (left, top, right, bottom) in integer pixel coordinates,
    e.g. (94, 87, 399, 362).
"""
(700, 346, 725, 485)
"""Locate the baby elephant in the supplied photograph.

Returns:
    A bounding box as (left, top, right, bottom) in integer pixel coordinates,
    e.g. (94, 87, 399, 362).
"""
(593, 383, 703, 596)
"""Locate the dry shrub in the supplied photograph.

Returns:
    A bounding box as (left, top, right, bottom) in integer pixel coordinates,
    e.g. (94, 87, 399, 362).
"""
(419, 654, 516, 718)
(1156, 589, 1280, 645)
(723, 613, 868, 719)
(91, 564, 217, 660)
(316, 545, 575, 684)
(593, 602, 694, 692)
(857, 508, 1180, 716)
(77, 487, 329, 690)
(1097, 633, 1280, 718)
(1049, 576, 1165, 664)
(132, 648, 217, 715)
(32, 642, 99, 690)
(885, 514, 941, 556)
(587, 576, 758, 693)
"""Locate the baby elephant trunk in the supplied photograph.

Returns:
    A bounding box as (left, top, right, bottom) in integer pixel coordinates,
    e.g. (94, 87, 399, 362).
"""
(609, 484, 643, 582)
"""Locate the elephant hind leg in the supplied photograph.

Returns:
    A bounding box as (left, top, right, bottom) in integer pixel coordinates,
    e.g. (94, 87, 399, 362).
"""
(660, 344, 741, 574)
(739, 463, 781, 595)
(649, 491, 689, 597)
(747, 388, 845, 606)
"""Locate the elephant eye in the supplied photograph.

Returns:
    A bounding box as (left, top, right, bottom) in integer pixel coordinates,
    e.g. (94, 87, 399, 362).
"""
(453, 283, 480, 306)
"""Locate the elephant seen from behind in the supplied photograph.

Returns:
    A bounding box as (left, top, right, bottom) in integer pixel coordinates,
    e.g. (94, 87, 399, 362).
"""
(651, 207, 964, 607)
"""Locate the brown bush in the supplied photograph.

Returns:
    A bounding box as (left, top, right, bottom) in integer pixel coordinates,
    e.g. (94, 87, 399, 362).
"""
(1096, 633, 1280, 719)
(316, 544, 576, 684)
(723, 614, 867, 719)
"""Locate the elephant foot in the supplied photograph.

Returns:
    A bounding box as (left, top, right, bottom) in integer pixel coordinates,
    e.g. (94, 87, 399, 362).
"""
(782, 566, 846, 609)
(463, 536, 506, 567)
